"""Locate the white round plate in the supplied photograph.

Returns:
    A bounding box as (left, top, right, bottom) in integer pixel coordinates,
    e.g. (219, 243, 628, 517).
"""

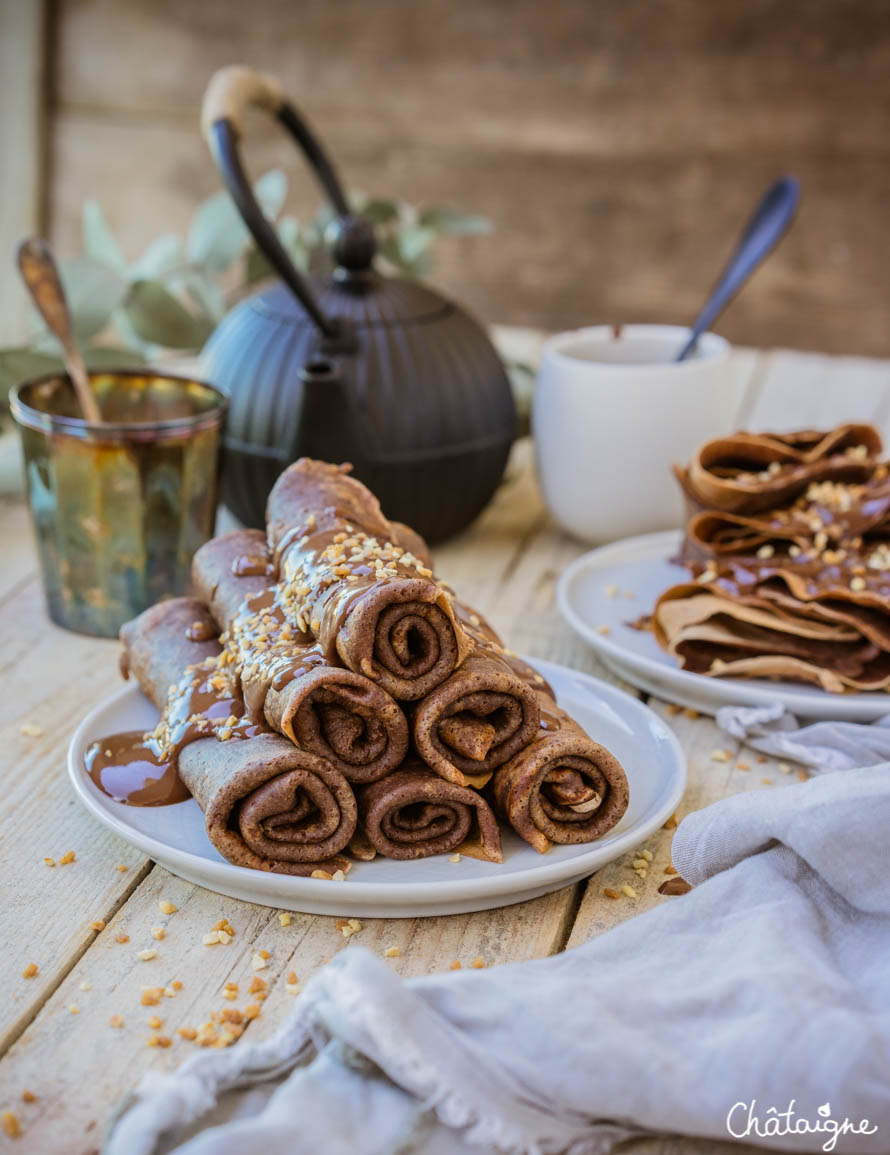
(558, 530, 890, 722)
(67, 658, 685, 918)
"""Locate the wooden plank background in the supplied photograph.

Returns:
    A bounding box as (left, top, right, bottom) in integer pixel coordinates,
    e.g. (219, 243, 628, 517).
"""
(25, 0, 888, 357)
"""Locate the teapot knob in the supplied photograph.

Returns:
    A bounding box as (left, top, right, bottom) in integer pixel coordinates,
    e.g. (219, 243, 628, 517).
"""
(327, 214, 376, 273)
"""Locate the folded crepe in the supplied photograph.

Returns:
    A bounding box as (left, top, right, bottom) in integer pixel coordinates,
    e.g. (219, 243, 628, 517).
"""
(117, 598, 356, 874)
(266, 459, 473, 700)
(681, 474, 890, 569)
(354, 760, 502, 862)
(490, 683, 630, 854)
(652, 572, 890, 692)
(675, 425, 883, 517)
(193, 530, 409, 783)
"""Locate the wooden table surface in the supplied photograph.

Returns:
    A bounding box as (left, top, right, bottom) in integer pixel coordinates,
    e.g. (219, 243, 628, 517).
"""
(2, 342, 890, 1153)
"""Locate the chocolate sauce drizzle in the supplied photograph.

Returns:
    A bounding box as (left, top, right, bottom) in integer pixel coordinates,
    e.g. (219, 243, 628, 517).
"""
(86, 652, 266, 806)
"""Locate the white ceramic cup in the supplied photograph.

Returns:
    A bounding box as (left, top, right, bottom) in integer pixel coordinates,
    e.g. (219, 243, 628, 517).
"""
(533, 324, 742, 543)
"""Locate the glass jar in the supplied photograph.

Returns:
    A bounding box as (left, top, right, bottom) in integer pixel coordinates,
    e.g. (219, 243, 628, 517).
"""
(11, 370, 228, 637)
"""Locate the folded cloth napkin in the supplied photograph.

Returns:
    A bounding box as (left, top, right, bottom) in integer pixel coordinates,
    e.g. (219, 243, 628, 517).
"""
(105, 764, 890, 1155)
(717, 703, 890, 772)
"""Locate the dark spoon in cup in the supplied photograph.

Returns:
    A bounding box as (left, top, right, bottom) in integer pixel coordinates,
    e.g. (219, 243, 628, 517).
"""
(676, 176, 800, 362)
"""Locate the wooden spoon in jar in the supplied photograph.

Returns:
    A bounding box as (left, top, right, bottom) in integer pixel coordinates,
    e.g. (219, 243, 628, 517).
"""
(16, 237, 103, 424)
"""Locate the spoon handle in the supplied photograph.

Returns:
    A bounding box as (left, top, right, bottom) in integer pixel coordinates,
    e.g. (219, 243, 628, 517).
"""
(16, 238, 103, 423)
(676, 176, 800, 362)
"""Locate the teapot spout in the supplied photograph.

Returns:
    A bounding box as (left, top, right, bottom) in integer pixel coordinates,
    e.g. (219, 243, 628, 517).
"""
(291, 358, 354, 464)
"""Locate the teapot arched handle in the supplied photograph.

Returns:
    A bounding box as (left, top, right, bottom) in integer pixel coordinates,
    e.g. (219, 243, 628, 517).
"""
(201, 65, 371, 350)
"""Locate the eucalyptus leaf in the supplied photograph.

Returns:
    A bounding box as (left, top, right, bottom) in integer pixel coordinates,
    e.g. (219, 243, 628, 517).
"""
(123, 281, 214, 349)
(83, 345, 149, 369)
(171, 268, 227, 323)
(186, 190, 249, 272)
(397, 225, 436, 265)
(0, 348, 66, 394)
(186, 169, 288, 273)
(245, 216, 308, 284)
(417, 205, 492, 235)
(129, 234, 183, 280)
(60, 258, 129, 340)
(111, 306, 154, 356)
(359, 198, 400, 226)
(377, 234, 431, 278)
(254, 169, 287, 219)
(82, 200, 127, 273)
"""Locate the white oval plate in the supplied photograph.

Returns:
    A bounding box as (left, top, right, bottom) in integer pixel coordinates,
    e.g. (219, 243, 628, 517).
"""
(67, 658, 685, 918)
(558, 530, 890, 722)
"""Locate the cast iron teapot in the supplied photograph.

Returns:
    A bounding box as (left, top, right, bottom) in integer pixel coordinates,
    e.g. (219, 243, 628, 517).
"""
(199, 66, 516, 541)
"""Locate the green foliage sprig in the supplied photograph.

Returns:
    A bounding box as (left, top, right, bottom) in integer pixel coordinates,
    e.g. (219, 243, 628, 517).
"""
(0, 173, 491, 398)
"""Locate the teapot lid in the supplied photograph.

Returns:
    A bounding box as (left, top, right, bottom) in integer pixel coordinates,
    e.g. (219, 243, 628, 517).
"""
(252, 272, 453, 328)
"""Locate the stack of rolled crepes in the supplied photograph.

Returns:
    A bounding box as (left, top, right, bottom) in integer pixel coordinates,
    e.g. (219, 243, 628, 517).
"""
(94, 458, 629, 875)
(650, 424, 890, 691)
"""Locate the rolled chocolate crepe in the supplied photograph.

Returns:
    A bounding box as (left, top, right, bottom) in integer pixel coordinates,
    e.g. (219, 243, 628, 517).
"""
(412, 602, 541, 787)
(267, 459, 473, 700)
(355, 760, 502, 862)
(193, 530, 409, 782)
(675, 425, 882, 517)
(119, 598, 357, 874)
(491, 688, 630, 854)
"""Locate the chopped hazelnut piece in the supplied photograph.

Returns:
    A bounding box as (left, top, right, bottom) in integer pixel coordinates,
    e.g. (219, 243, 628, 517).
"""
(22, 963, 38, 979)
(171, 980, 183, 990)
(151, 927, 165, 941)
(278, 912, 292, 927)
(109, 1014, 125, 1028)
(89, 919, 105, 932)
(20, 1092, 35, 1104)
(43, 857, 55, 868)
(384, 947, 400, 958)
(79, 981, 91, 992)
(470, 957, 485, 969)
(20, 722, 43, 737)
(58, 850, 75, 865)
(449, 854, 461, 863)
(251, 953, 268, 971)
(664, 865, 679, 876)
(69, 1004, 80, 1015)
(2, 1110, 21, 1138)
(115, 933, 130, 944)
(603, 887, 619, 899)
(158, 900, 177, 915)
(621, 884, 637, 899)
(146, 1015, 163, 1029)
(136, 948, 158, 962)
(249, 976, 268, 994)
(176, 1026, 197, 1040)
(449, 960, 462, 970)
(244, 1003, 261, 1019)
